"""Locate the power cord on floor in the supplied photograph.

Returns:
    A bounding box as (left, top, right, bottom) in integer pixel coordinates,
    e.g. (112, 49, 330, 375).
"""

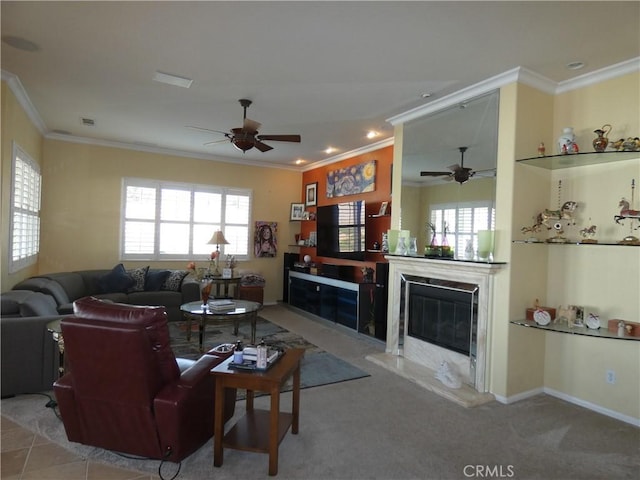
(14, 392, 63, 420)
(12, 392, 182, 479)
(114, 447, 181, 480)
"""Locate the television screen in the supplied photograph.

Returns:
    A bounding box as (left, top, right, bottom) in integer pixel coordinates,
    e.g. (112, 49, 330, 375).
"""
(316, 201, 366, 261)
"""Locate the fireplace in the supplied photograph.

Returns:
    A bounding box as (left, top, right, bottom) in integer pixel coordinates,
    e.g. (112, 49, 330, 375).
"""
(406, 277, 478, 356)
(372, 256, 504, 397)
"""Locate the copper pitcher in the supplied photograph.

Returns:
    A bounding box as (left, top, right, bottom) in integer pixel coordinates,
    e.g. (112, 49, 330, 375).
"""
(592, 124, 612, 152)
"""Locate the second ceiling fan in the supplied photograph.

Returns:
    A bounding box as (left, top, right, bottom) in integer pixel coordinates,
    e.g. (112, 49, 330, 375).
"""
(188, 99, 301, 153)
(420, 146, 492, 184)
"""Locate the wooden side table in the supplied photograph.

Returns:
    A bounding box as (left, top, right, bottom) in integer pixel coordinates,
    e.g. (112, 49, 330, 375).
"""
(210, 276, 241, 299)
(211, 348, 304, 476)
(46, 319, 65, 377)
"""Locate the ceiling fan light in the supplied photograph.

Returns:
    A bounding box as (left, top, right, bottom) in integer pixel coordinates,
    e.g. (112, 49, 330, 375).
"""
(232, 139, 254, 152)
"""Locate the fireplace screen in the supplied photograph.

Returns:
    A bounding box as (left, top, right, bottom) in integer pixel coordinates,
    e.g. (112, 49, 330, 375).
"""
(406, 278, 478, 356)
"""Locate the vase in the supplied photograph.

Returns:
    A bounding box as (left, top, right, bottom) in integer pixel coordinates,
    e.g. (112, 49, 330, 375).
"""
(200, 278, 213, 306)
(425, 232, 439, 257)
(592, 124, 611, 153)
(557, 127, 576, 154)
(408, 237, 418, 255)
(395, 236, 407, 255)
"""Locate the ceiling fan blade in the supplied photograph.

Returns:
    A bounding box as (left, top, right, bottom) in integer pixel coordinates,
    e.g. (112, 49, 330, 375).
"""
(203, 138, 230, 146)
(256, 134, 301, 143)
(420, 171, 451, 177)
(243, 118, 261, 132)
(186, 125, 229, 135)
(254, 140, 273, 152)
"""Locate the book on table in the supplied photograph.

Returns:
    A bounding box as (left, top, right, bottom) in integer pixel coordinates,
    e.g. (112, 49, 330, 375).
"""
(208, 299, 236, 312)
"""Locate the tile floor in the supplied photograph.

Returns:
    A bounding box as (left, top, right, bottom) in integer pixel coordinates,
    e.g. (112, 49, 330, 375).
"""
(0, 415, 153, 480)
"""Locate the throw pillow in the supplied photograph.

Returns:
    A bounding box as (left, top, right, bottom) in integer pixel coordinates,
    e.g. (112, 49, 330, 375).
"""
(97, 263, 135, 294)
(127, 266, 149, 292)
(145, 270, 171, 291)
(162, 270, 189, 291)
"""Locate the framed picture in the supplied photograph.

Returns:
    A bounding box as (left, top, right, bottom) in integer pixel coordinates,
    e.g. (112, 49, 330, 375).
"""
(305, 182, 318, 206)
(379, 201, 389, 215)
(290, 203, 305, 220)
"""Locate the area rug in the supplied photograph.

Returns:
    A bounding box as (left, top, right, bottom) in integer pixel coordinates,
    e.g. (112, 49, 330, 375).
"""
(168, 316, 370, 394)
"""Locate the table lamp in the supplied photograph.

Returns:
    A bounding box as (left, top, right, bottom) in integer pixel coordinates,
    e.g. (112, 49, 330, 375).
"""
(207, 230, 229, 276)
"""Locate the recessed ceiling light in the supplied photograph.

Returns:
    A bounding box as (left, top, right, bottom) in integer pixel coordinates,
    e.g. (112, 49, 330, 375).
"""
(366, 131, 379, 139)
(1, 35, 40, 52)
(152, 71, 193, 88)
(325, 147, 336, 154)
(81, 117, 95, 127)
(295, 159, 305, 165)
(566, 61, 585, 70)
(420, 93, 432, 98)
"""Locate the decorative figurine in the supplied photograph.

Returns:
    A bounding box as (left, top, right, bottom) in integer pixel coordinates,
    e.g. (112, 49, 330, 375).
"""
(614, 180, 640, 245)
(521, 213, 545, 242)
(592, 124, 611, 152)
(537, 142, 546, 157)
(579, 223, 597, 244)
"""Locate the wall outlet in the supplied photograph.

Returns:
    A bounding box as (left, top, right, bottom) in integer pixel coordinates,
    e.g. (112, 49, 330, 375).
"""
(606, 370, 616, 384)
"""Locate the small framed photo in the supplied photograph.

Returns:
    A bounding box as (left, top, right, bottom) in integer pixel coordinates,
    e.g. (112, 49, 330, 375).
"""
(222, 268, 233, 279)
(302, 211, 310, 220)
(305, 182, 318, 207)
(379, 201, 389, 216)
(290, 203, 305, 220)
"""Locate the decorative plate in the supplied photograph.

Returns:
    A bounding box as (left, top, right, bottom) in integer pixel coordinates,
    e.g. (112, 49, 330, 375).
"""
(586, 314, 601, 330)
(533, 309, 552, 326)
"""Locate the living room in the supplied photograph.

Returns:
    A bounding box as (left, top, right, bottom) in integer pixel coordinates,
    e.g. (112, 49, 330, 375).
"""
(1, 2, 639, 478)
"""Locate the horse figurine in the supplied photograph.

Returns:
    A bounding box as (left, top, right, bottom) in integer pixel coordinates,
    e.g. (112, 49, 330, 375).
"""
(521, 213, 546, 236)
(614, 197, 640, 228)
(540, 201, 578, 227)
(579, 224, 597, 243)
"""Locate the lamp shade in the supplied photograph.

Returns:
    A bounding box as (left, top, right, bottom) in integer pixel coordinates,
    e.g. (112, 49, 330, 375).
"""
(207, 230, 229, 245)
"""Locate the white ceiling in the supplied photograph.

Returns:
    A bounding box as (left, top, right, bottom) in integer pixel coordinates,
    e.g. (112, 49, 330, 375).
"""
(2, 1, 639, 176)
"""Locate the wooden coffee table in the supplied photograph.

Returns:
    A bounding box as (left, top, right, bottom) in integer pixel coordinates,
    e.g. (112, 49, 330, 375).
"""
(211, 348, 304, 476)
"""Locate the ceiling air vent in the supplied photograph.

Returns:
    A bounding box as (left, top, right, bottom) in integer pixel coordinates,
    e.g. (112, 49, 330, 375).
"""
(81, 117, 95, 127)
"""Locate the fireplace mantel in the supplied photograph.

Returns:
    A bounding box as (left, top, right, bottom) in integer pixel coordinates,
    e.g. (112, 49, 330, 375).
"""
(381, 255, 505, 396)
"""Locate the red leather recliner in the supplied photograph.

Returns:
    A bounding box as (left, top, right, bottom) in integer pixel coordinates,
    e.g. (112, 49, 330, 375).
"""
(53, 296, 236, 462)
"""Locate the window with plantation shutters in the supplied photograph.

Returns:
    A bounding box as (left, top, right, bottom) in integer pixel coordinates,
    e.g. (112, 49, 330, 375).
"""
(121, 178, 251, 261)
(9, 143, 41, 273)
(429, 201, 495, 254)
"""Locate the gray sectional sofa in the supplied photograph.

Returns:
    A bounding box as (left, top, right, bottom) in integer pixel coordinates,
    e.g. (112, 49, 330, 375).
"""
(11, 266, 199, 322)
(1, 265, 199, 398)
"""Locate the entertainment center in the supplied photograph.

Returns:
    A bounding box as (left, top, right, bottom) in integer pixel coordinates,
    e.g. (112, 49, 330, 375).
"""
(286, 260, 389, 342)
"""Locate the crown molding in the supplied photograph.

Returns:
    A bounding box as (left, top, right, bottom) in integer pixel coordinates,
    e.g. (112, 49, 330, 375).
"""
(1, 69, 47, 134)
(302, 137, 394, 172)
(555, 56, 640, 94)
(387, 58, 640, 126)
(44, 132, 302, 172)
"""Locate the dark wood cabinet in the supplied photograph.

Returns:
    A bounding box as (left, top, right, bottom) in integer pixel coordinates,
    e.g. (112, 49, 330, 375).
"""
(288, 271, 379, 338)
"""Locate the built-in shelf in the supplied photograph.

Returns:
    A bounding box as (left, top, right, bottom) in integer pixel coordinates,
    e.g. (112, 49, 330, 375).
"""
(516, 151, 639, 170)
(511, 319, 639, 341)
(513, 240, 639, 246)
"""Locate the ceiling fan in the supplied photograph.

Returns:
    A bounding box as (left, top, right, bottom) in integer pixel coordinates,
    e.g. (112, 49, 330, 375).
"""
(187, 99, 301, 153)
(420, 146, 490, 184)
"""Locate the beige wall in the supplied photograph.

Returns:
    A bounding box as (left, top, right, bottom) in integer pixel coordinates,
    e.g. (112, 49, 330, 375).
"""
(1, 82, 43, 290)
(503, 73, 640, 420)
(36, 139, 301, 304)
